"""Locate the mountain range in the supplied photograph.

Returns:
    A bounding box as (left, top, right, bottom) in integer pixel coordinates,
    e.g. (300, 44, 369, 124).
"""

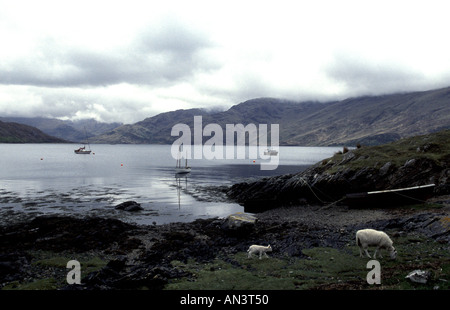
(0, 117, 122, 143)
(1, 85, 450, 145)
(90, 86, 450, 146)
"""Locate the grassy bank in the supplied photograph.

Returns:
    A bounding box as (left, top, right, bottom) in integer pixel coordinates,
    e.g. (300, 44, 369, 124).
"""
(166, 233, 449, 290)
(1, 251, 110, 290)
(3, 232, 448, 290)
(324, 129, 450, 173)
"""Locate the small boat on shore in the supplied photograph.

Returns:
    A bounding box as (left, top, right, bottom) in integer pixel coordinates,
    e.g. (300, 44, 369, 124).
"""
(344, 184, 435, 208)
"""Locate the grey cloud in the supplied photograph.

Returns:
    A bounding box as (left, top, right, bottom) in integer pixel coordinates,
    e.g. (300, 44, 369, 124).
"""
(5, 86, 141, 123)
(0, 19, 219, 88)
(137, 18, 213, 56)
(324, 52, 430, 96)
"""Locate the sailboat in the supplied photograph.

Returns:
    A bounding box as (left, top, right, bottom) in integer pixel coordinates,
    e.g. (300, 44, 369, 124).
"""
(74, 127, 92, 154)
(74, 146, 91, 154)
(175, 145, 191, 174)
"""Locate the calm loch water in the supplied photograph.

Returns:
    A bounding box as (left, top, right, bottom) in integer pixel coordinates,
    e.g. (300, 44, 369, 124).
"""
(0, 144, 341, 225)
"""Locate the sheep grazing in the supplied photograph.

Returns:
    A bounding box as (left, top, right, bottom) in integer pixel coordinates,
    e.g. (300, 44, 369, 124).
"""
(356, 229, 397, 259)
(247, 244, 272, 259)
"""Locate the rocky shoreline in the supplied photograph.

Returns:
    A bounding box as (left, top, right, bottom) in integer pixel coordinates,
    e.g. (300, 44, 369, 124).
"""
(1, 195, 449, 290)
(227, 130, 450, 208)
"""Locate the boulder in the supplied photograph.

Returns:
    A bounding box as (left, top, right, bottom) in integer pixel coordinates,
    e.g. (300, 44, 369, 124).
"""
(221, 212, 257, 235)
(115, 201, 143, 212)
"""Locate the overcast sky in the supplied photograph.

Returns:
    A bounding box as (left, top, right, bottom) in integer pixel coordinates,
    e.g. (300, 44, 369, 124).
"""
(1, 0, 450, 124)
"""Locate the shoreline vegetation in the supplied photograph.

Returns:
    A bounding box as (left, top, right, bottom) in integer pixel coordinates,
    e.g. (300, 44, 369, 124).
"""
(0, 130, 449, 291)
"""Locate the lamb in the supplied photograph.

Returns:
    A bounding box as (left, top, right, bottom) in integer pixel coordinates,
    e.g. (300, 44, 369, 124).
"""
(356, 229, 397, 259)
(247, 244, 272, 259)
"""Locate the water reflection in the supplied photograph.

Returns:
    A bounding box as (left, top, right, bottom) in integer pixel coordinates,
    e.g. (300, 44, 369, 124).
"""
(175, 173, 190, 209)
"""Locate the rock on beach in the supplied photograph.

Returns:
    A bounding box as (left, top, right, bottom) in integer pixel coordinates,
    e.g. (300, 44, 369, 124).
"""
(115, 201, 143, 212)
(220, 212, 257, 235)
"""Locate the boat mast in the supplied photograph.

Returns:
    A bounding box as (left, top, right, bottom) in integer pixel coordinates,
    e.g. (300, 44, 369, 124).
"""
(176, 145, 182, 168)
(83, 127, 91, 151)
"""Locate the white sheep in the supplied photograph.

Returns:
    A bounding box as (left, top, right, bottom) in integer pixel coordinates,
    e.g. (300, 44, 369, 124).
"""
(247, 244, 272, 259)
(356, 229, 397, 259)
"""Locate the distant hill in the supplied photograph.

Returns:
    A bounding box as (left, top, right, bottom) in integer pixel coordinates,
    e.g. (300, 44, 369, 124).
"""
(91, 86, 450, 146)
(90, 108, 207, 144)
(0, 117, 122, 143)
(287, 86, 450, 146)
(0, 121, 67, 143)
(90, 100, 331, 144)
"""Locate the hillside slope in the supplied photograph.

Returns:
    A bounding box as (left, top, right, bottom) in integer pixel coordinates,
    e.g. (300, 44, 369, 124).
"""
(289, 87, 450, 146)
(0, 121, 67, 143)
(90, 99, 329, 144)
(0, 117, 122, 143)
(91, 86, 450, 146)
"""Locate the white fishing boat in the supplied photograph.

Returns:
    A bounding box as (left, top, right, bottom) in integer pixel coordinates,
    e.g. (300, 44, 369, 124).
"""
(74, 146, 91, 154)
(74, 127, 92, 154)
(264, 148, 278, 156)
(175, 145, 191, 174)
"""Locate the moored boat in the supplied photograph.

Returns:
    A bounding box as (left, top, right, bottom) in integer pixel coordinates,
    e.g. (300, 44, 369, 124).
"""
(74, 127, 92, 154)
(74, 146, 91, 154)
(263, 148, 278, 156)
(175, 145, 191, 174)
